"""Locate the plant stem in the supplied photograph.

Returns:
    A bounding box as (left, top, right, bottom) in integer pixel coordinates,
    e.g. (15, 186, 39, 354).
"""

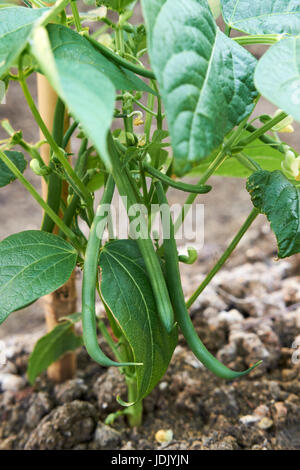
(244, 123, 285, 154)
(132, 96, 158, 118)
(41, 97, 64, 233)
(37, 0, 70, 27)
(174, 149, 228, 233)
(19, 72, 94, 223)
(233, 111, 288, 153)
(173, 112, 255, 234)
(70, 0, 82, 31)
(186, 208, 259, 309)
(126, 378, 143, 427)
(234, 34, 282, 45)
(0, 148, 80, 250)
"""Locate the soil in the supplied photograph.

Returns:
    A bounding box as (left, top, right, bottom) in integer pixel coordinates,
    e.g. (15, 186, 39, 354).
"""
(0, 5, 300, 451)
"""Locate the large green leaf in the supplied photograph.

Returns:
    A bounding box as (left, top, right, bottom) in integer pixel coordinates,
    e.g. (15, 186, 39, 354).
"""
(255, 36, 300, 123)
(31, 23, 152, 169)
(142, 0, 257, 175)
(0, 7, 48, 78)
(221, 0, 300, 35)
(99, 240, 177, 403)
(0, 150, 27, 187)
(187, 130, 286, 178)
(0, 231, 77, 324)
(247, 170, 300, 258)
(27, 315, 83, 384)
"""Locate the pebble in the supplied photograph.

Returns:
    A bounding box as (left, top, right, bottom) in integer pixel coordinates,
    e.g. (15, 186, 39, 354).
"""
(94, 423, 123, 449)
(239, 415, 260, 425)
(257, 417, 274, 430)
(155, 429, 173, 444)
(0, 373, 26, 392)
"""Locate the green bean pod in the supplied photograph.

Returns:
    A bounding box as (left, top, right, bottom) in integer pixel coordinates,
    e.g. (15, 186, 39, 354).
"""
(108, 134, 175, 333)
(82, 175, 142, 367)
(155, 181, 262, 380)
(143, 163, 212, 194)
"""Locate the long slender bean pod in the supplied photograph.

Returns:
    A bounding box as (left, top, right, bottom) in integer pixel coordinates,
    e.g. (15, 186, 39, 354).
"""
(143, 163, 212, 194)
(108, 134, 175, 333)
(155, 181, 262, 379)
(82, 176, 141, 367)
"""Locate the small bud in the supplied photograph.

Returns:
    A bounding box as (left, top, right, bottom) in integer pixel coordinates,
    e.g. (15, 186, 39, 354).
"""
(30, 159, 50, 176)
(126, 132, 138, 146)
(281, 149, 300, 181)
(272, 109, 294, 133)
(137, 134, 147, 147)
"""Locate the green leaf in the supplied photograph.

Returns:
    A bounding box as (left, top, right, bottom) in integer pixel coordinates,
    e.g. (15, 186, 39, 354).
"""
(86, 172, 105, 192)
(221, 0, 300, 35)
(99, 240, 177, 402)
(31, 23, 153, 170)
(0, 231, 77, 324)
(0, 150, 27, 187)
(142, 0, 257, 174)
(187, 130, 286, 178)
(255, 36, 300, 124)
(102, 0, 134, 11)
(27, 320, 83, 384)
(0, 7, 48, 78)
(247, 170, 300, 258)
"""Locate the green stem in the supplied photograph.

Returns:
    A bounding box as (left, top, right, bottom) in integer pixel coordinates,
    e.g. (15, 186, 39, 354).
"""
(98, 320, 123, 363)
(19, 72, 94, 222)
(234, 34, 282, 45)
(82, 176, 141, 367)
(244, 123, 285, 154)
(70, 0, 82, 31)
(126, 378, 143, 427)
(225, 24, 231, 36)
(41, 98, 65, 233)
(86, 35, 156, 80)
(173, 113, 259, 234)
(132, 97, 158, 118)
(0, 148, 80, 250)
(174, 148, 228, 233)
(37, 0, 70, 27)
(155, 181, 262, 379)
(233, 111, 288, 153)
(144, 92, 155, 142)
(186, 208, 260, 309)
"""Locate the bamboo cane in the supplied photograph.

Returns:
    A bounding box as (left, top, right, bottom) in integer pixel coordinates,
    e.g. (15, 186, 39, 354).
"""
(37, 73, 77, 383)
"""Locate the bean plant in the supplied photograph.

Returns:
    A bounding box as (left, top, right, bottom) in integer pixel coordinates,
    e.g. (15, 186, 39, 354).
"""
(0, 0, 300, 426)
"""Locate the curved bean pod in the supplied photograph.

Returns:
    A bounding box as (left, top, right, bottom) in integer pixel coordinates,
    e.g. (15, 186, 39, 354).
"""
(82, 175, 142, 367)
(155, 181, 262, 380)
(143, 163, 212, 194)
